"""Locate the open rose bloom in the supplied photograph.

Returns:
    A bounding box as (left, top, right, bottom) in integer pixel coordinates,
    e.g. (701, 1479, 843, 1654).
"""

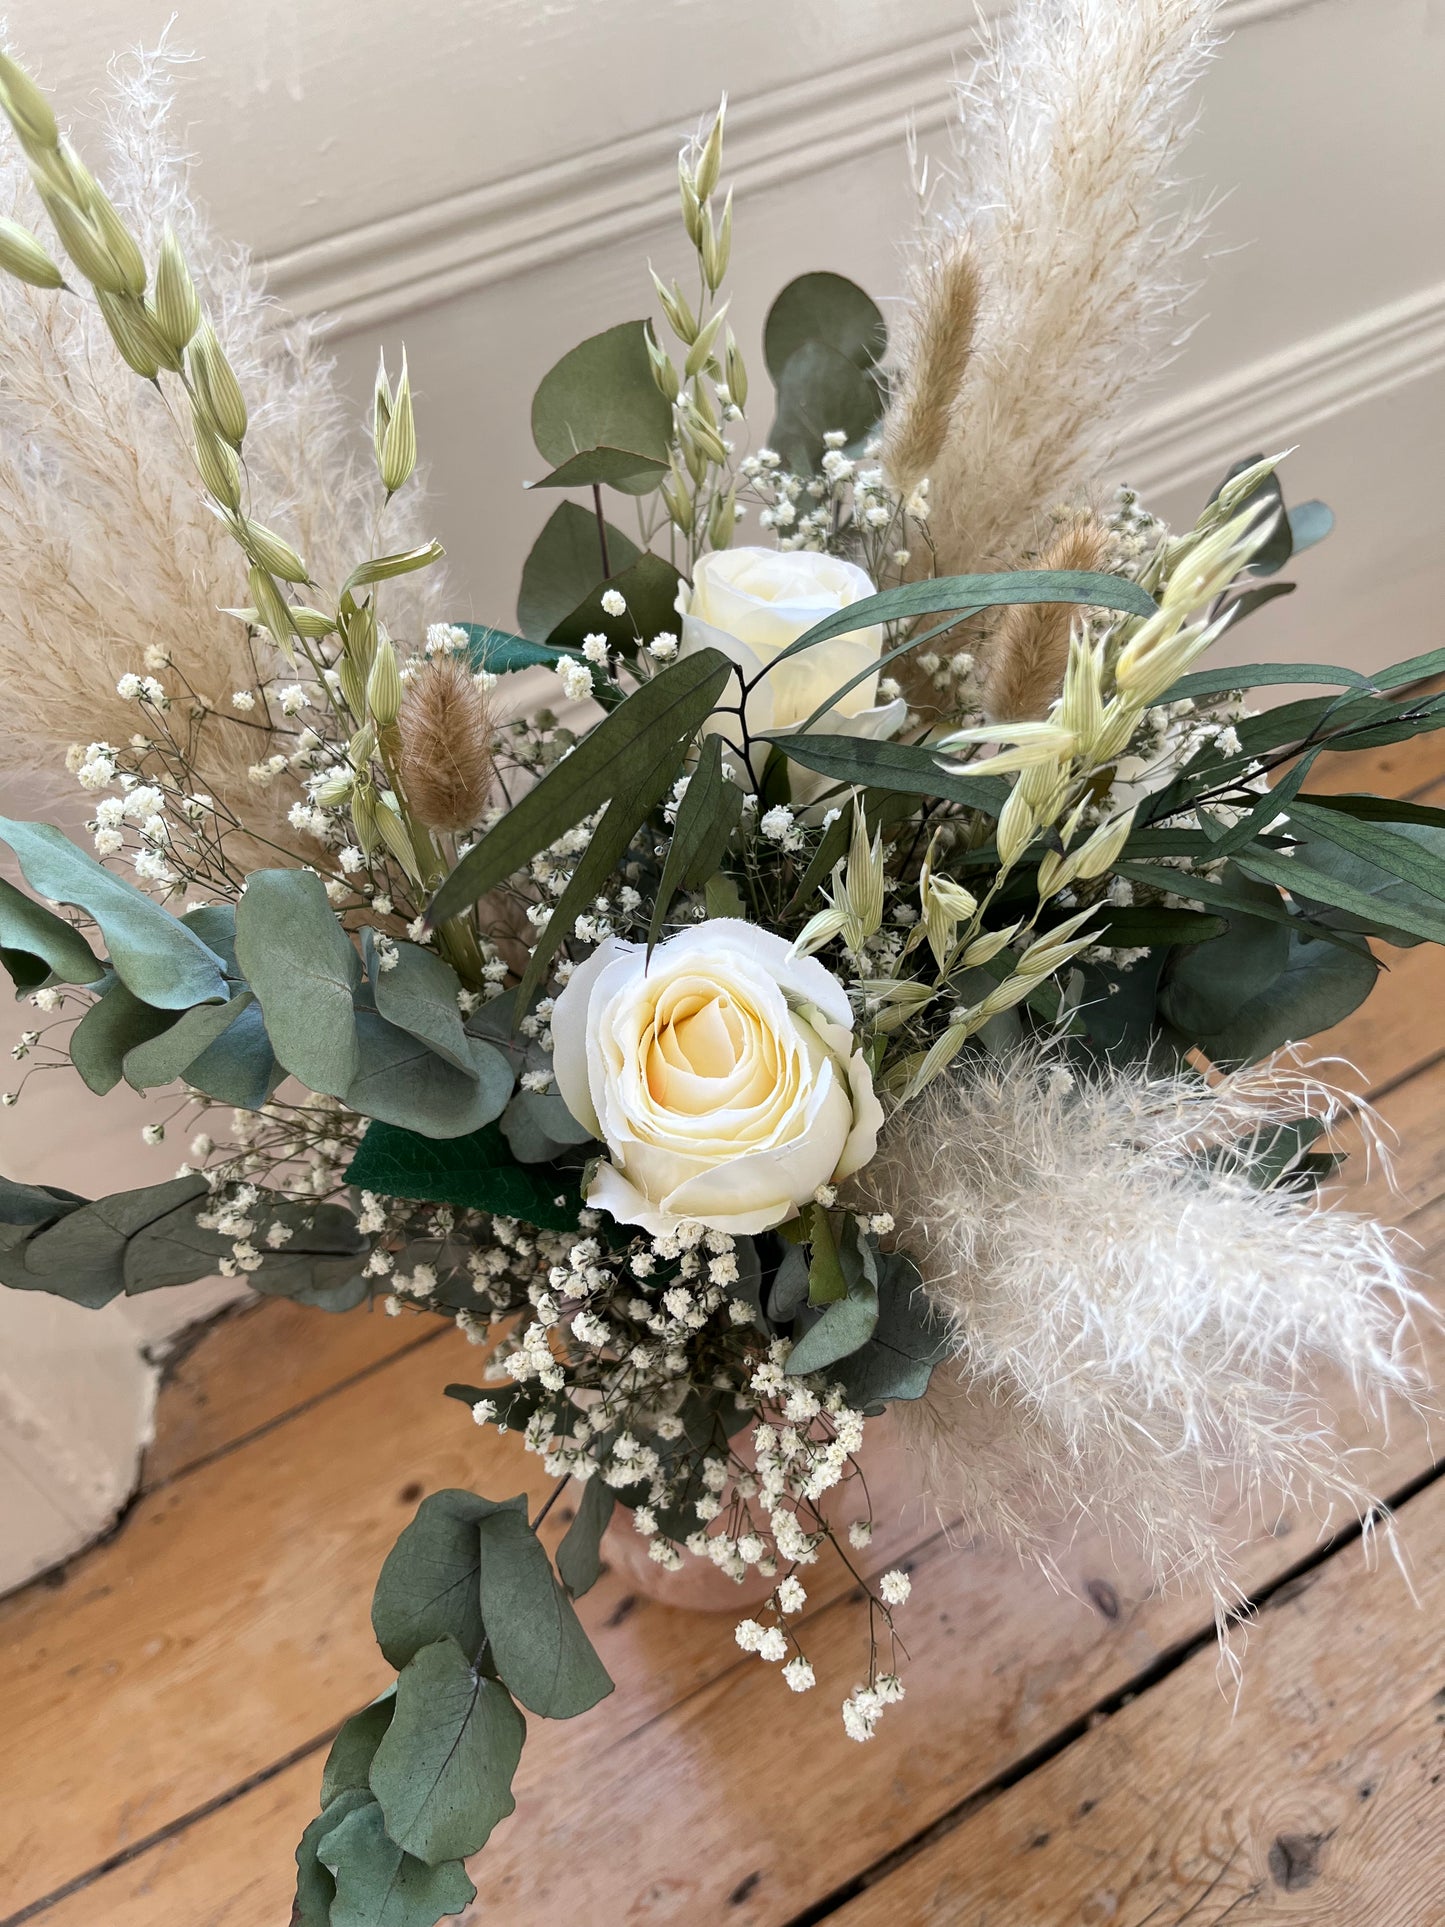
(680, 547, 906, 789)
(551, 922, 884, 1237)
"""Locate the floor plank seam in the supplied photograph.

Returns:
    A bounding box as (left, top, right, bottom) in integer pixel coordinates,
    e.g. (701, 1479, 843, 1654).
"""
(779, 1448, 1445, 1927)
(140, 1318, 451, 1497)
(0, 1717, 352, 1927)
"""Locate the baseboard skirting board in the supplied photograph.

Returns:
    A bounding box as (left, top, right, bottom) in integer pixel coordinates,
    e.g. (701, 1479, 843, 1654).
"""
(264, 0, 1326, 339)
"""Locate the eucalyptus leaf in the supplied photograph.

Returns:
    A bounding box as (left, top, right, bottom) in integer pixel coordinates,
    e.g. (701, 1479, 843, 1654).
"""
(2, 1173, 210, 1307)
(372, 1490, 526, 1671)
(546, 550, 683, 657)
(1090, 905, 1226, 948)
(462, 622, 586, 678)
(768, 1243, 811, 1323)
(182, 998, 281, 1110)
(319, 1797, 476, 1927)
(345, 1012, 514, 1139)
(516, 501, 641, 640)
(500, 1084, 595, 1163)
(369, 1635, 526, 1864)
(121, 991, 255, 1091)
(0, 816, 228, 1008)
(366, 937, 479, 1075)
(234, 868, 362, 1095)
(320, 1696, 396, 1806)
(69, 977, 176, 1095)
(1295, 792, 1445, 830)
(124, 1196, 366, 1300)
(1281, 804, 1445, 907)
(427, 647, 733, 927)
(1161, 923, 1377, 1063)
(530, 320, 672, 496)
(475, 1503, 614, 1718)
(769, 339, 882, 476)
(556, 1478, 615, 1599)
(763, 271, 886, 379)
(1154, 871, 1290, 1034)
(828, 1248, 951, 1408)
(516, 756, 679, 1007)
(0, 875, 103, 994)
(1288, 499, 1335, 555)
(293, 1788, 371, 1926)
(787, 1222, 880, 1375)
(346, 1120, 581, 1232)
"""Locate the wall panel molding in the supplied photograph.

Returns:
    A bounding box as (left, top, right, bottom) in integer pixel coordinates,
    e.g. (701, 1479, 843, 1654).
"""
(265, 0, 1322, 338)
(1124, 280, 1445, 497)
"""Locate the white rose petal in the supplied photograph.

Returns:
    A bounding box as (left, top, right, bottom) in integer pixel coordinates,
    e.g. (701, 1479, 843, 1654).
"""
(551, 920, 882, 1238)
(677, 547, 906, 800)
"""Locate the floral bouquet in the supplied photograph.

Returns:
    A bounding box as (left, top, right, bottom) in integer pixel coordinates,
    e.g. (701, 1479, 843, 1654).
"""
(1, 7, 1441, 1923)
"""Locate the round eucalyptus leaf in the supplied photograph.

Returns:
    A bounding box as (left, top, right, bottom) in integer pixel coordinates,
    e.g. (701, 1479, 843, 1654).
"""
(763, 270, 887, 380)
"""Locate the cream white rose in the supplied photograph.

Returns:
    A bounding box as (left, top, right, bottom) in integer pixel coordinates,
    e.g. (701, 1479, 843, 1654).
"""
(550, 920, 883, 1238)
(680, 547, 906, 793)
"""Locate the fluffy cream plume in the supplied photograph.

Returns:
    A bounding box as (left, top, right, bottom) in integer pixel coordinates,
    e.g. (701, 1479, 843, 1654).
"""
(866, 1047, 1431, 1629)
(981, 514, 1111, 721)
(878, 240, 980, 503)
(398, 659, 496, 832)
(0, 39, 438, 820)
(895, 0, 1221, 576)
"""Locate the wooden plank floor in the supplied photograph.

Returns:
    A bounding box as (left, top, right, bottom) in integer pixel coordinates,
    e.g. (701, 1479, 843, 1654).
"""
(2, 739, 1444, 1927)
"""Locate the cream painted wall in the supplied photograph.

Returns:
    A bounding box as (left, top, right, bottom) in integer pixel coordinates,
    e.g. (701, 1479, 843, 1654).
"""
(2, 0, 1443, 1586)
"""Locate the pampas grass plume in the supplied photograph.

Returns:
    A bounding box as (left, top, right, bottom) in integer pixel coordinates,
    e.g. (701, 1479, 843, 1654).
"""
(0, 39, 440, 829)
(982, 515, 1111, 721)
(900, 0, 1222, 575)
(867, 1047, 1431, 1627)
(398, 659, 495, 832)
(880, 240, 980, 502)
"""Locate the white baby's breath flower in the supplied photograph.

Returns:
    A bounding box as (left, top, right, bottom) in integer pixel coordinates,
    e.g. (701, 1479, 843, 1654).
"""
(231, 689, 257, 712)
(600, 587, 627, 617)
(581, 633, 610, 665)
(647, 631, 679, 661)
(879, 1569, 911, 1607)
(556, 658, 594, 704)
(783, 1655, 816, 1692)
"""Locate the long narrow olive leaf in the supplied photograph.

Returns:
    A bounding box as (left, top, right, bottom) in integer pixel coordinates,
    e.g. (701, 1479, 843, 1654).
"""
(517, 750, 683, 1006)
(1114, 861, 1381, 951)
(759, 569, 1157, 675)
(647, 734, 741, 947)
(766, 736, 1010, 815)
(1265, 806, 1445, 908)
(425, 649, 732, 926)
(1162, 660, 1376, 705)
(780, 611, 968, 737)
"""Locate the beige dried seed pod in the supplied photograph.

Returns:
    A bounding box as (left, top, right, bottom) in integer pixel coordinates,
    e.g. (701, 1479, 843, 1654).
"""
(397, 658, 496, 833)
(0, 215, 63, 289)
(982, 516, 1112, 723)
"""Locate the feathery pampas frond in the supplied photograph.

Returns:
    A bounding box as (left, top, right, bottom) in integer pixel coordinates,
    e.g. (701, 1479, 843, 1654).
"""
(0, 38, 439, 828)
(398, 659, 496, 832)
(879, 240, 980, 503)
(981, 514, 1111, 721)
(891, 0, 1221, 578)
(865, 1046, 1432, 1629)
